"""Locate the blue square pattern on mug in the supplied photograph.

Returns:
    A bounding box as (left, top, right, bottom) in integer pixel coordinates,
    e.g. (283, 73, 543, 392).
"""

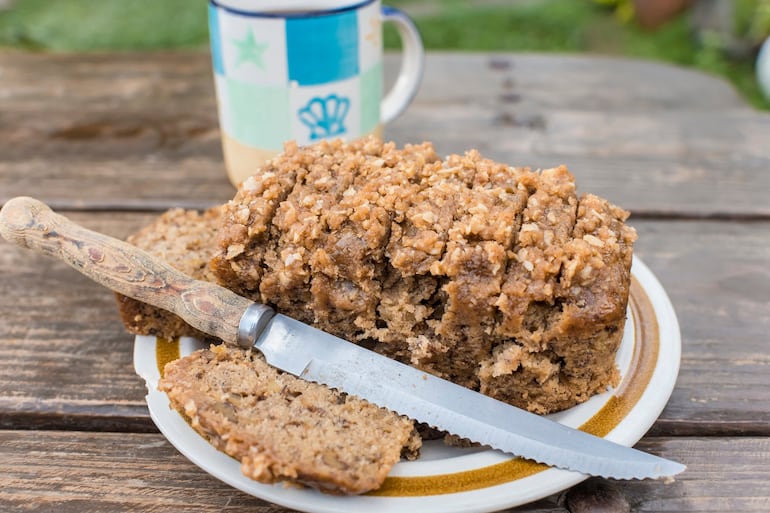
(208, 3, 224, 75)
(286, 11, 359, 86)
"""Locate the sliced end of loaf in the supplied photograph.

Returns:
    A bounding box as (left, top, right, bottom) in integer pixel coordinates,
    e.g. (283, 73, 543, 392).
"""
(158, 344, 420, 495)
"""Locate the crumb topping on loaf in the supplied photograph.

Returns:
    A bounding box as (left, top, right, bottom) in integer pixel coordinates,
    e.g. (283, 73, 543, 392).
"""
(211, 138, 636, 413)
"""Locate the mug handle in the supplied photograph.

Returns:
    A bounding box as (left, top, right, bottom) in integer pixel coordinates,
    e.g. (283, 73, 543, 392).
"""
(380, 6, 424, 124)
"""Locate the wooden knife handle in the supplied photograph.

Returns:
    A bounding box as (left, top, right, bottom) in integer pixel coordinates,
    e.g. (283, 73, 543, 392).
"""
(0, 196, 252, 345)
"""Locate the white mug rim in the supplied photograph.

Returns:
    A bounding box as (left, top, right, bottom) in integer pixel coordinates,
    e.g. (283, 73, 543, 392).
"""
(210, 0, 377, 18)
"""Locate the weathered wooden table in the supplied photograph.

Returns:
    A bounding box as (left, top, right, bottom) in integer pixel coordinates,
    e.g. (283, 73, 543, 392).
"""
(1, 51, 768, 512)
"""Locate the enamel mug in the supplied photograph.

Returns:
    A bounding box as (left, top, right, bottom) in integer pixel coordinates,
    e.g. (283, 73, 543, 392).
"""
(208, 0, 424, 185)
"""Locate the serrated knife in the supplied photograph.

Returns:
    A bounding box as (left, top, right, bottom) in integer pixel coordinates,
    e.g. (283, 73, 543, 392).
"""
(0, 196, 685, 479)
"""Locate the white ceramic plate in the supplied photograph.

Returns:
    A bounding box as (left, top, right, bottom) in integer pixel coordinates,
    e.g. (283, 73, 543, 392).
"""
(134, 256, 681, 513)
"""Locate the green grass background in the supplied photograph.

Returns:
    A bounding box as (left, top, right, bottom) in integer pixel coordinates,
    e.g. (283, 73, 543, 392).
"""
(0, 0, 767, 109)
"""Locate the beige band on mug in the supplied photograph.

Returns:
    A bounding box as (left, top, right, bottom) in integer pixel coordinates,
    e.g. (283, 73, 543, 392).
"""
(222, 127, 383, 186)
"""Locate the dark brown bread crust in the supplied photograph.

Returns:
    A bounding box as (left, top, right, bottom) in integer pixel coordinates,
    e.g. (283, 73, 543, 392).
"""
(158, 345, 420, 495)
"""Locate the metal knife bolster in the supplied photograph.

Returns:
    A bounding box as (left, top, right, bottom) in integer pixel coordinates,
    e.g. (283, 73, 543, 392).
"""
(236, 303, 276, 349)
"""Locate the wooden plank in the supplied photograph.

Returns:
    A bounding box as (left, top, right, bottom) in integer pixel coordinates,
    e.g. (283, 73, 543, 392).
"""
(0, 52, 216, 110)
(0, 213, 153, 431)
(632, 219, 770, 435)
(3, 107, 768, 216)
(575, 437, 770, 512)
(0, 51, 747, 112)
(0, 430, 274, 513)
(1, 213, 769, 434)
(1, 52, 769, 215)
(390, 52, 750, 112)
(0, 431, 767, 512)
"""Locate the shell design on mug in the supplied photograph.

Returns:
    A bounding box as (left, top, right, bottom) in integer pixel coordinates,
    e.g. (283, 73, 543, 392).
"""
(298, 94, 351, 140)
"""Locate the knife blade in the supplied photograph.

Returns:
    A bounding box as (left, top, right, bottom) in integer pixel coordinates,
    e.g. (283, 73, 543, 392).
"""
(0, 196, 685, 479)
(241, 305, 684, 479)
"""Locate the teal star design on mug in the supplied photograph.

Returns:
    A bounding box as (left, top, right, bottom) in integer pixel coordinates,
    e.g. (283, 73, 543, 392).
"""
(232, 29, 269, 70)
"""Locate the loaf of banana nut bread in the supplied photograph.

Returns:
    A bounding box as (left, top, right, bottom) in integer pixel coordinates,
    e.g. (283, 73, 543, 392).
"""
(211, 138, 637, 414)
(158, 344, 420, 495)
(118, 137, 637, 493)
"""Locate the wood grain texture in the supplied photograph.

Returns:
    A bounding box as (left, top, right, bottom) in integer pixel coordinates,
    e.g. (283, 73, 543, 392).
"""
(0, 197, 252, 345)
(0, 213, 157, 431)
(1, 431, 767, 512)
(1, 52, 768, 216)
(389, 53, 749, 112)
(632, 219, 770, 436)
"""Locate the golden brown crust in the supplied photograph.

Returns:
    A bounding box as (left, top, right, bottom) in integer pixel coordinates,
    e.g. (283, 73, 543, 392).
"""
(256, 139, 385, 324)
(479, 191, 636, 413)
(310, 141, 439, 342)
(210, 141, 303, 299)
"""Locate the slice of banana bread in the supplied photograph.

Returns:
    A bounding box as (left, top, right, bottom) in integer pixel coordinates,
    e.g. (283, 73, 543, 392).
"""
(158, 344, 420, 495)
